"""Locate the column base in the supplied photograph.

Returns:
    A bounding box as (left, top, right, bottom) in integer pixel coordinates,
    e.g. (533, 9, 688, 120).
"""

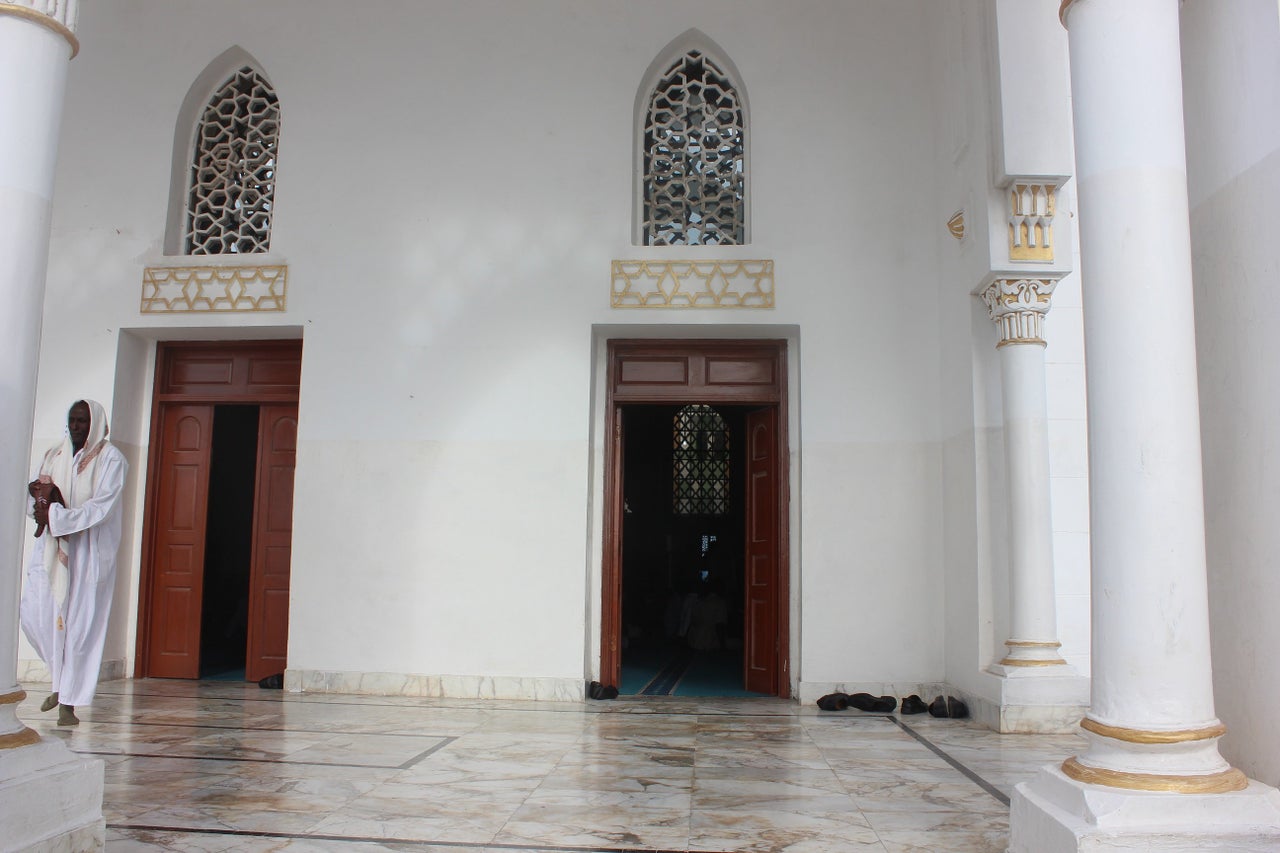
(973, 664, 1090, 732)
(1011, 764, 1280, 852)
(0, 738, 105, 853)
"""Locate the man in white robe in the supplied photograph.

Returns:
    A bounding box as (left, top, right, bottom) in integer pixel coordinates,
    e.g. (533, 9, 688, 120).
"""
(20, 399, 127, 726)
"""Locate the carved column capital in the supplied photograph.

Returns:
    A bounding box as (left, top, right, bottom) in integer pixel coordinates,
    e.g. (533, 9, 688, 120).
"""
(981, 277, 1058, 347)
(0, 1, 79, 57)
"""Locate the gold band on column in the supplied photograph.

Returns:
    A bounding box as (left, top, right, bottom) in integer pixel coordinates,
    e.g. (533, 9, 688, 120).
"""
(1062, 757, 1247, 793)
(0, 4, 79, 58)
(1080, 717, 1228, 744)
(0, 726, 41, 749)
(1059, 0, 1078, 26)
(1006, 640, 1062, 648)
(0, 689, 27, 705)
(1000, 657, 1068, 667)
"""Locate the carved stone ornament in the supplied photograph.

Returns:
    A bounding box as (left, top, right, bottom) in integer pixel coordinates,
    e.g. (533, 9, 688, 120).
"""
(981, 278, 1057, 346)
(947, 211, 965, 241)
(142, 263, 287, 313)
(611, 259, 773, 308)
(1008, 182, 1057, 262)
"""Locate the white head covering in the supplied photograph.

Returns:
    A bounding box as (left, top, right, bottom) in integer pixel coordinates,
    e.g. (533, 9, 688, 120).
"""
(37, 399, 112, 610)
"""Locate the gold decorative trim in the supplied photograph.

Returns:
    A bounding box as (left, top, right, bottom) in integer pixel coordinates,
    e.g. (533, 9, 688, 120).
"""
(947, 211, 965, 241)
(1006, 640, 1062, 648)
(0, 689, 27, 705)
(1000, 657, 1068, 667)
(0, 4, 78, 57)
(141, 264, 288, 313)
(611, 260, 774, 309)
(981, 278, 1057, 346)
(1009, 183, 1056, 262)
(1061, 757, 1248, 794)
(1059, 0, 1077, 26)
(0, 726, 41, 750)
(1080, 717, 1228, 745)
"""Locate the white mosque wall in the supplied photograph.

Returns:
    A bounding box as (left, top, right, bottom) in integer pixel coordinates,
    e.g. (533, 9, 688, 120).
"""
(1181, 0, 1280, 788)
(16, 0, 1095, 704)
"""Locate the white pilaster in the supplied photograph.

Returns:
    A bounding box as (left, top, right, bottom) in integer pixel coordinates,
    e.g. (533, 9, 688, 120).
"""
(980, 277, 1088, 733)
(1011, 1, 1280, 848)
(0, 4, 105, 851)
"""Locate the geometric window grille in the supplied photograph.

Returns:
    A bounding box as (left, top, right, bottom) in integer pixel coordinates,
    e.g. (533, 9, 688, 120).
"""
(673, 404, 730, 516)
(643, 50, 745, 246)
(186, 67, 280, 255)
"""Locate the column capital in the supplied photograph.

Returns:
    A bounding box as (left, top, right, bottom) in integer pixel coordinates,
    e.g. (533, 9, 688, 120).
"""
(981, 277, 1059, 347)
(0, 1, 79, 57)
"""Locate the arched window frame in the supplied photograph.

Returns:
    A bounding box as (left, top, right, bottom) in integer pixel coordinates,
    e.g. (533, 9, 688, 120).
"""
(633, 30, 751, 246)
(163, 47, 281, 256)
(673, 404, 731, 516)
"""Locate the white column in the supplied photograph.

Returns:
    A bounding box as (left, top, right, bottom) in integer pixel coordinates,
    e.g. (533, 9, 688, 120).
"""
(1011, 1, 1280, 848)
(979, 277, 1088, 735)
(982, 278, 1068, 667)
(0, 3, 105, 851)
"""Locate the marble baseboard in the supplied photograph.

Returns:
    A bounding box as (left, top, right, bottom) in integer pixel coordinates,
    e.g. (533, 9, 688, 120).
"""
(798, 682, 948, 706)
(17, 659, 126, 686)
(285, 669, 587, 702)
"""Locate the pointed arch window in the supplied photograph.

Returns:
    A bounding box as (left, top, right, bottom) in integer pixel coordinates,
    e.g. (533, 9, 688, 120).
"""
(673, 405, 730, 516)
(186, 66, 280, 254)
(641, 45, 746, 246)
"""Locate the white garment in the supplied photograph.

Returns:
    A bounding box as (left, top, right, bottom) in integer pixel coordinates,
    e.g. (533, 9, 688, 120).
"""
(20, 442, 127, 707)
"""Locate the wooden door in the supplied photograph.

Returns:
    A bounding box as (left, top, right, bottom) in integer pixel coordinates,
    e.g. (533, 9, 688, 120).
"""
(744, 407, 779, 694)
(245, 404, 297, 681)
(146, 404, 214, 678)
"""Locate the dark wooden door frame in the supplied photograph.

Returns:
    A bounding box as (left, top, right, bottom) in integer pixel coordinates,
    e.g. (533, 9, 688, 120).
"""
(601, 338, 791, 697)
(136, 339, 302, 678)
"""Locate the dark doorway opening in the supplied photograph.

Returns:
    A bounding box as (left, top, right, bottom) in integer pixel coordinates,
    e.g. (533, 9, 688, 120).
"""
(619, 404, 762, 696)
(199, 405, 259, 680)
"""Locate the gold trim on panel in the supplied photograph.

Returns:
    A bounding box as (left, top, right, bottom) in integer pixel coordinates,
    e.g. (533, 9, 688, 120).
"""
(0, 4, 79, 57)
(0, 689, 27, 706)
(0, 726, 41, 750)
(141, 264, 288, 313)
(611, 259, 774, 309)
(1000, 657, 1068, 667)
(1006, 640, 1062, 648)
(1061, 757, 1248, 793)
(1080, 717, 1228, 744)
(947, 211, 965, 241)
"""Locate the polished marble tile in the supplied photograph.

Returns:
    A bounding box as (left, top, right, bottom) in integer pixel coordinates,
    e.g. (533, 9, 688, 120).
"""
(17, 679, 1088, 851)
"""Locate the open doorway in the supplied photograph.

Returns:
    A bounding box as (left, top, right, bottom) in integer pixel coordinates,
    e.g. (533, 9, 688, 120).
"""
(619, 404, 755, 696)
(199, 405, 258, 679)
(601, 339, 789, 697)
(138, 340, 300, 682)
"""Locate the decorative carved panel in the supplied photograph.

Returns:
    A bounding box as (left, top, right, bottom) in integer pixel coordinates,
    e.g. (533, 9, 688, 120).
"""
(141, 264, 287, 313)
(611, 259, 773, 308)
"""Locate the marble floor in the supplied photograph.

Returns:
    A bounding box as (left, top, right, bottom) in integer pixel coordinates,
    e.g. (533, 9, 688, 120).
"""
(16, 680, 1085, 852)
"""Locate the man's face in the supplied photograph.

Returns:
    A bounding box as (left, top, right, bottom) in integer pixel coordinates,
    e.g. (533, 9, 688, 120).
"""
(68, 402, 91, 451)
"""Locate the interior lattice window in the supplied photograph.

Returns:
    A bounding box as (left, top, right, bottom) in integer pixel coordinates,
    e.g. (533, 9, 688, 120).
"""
(673, 405, 730, 516)
(643, 50, 745, 245)
(186, 67, 280, 254)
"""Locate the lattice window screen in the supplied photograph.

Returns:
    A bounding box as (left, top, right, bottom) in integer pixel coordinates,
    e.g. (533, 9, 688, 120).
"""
(673, 405, 730, 516)
(643, 50, 745, 246)
(186, 67, 280, 255)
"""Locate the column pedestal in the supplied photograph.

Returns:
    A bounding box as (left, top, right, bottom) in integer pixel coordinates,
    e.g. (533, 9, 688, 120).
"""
(0, 739, 104, 853)
(1014, 765, 1280, 852)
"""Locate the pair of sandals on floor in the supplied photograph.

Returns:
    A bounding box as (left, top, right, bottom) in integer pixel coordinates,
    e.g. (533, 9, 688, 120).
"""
(816, 691, 968, 718)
